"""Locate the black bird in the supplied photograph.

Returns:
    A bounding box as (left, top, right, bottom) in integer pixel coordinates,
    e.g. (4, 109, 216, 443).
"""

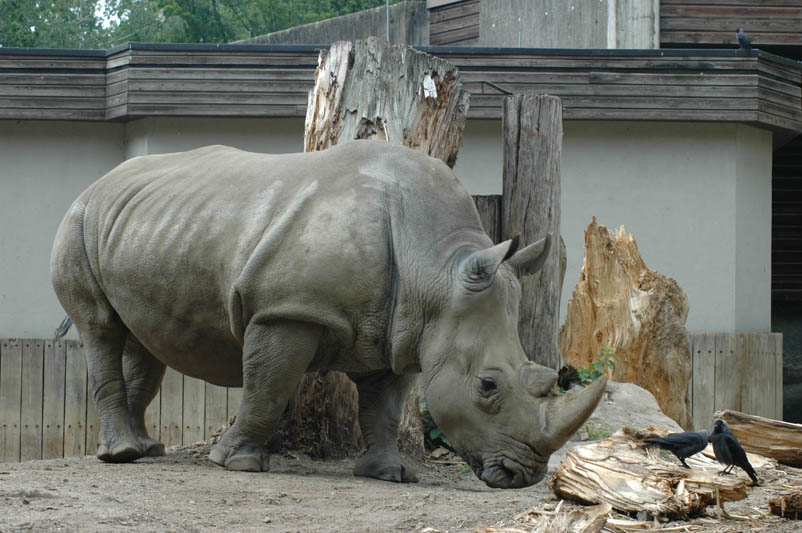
(736, 27, 752, 50)
(711, 418, 759, 484)
(642, 429, 709, 468)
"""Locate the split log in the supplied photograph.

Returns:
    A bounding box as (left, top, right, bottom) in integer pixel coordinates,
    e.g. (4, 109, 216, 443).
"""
(275, 37, 470, 459)
(559, 218, 692, 429)
(550, 426, 749, 518)
(769, 490, 802, 519)
(502, 94, 564, 370)
(714, 409, 802, 467)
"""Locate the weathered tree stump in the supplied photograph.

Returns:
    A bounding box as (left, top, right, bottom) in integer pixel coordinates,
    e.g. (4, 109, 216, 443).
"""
(502, 94, 564, 370)
(715, 409, 802, 467)
(559, 218, 692, 430)
(274, 37, 470, 460)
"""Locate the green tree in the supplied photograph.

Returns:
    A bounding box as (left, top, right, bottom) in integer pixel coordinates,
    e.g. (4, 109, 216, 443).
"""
(1, 0, 110, 48)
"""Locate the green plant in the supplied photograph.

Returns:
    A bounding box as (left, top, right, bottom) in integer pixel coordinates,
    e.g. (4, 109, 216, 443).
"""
(581, 421, 613, 440)
(419, 397, 453, 451)
(576, 348, 617, 383)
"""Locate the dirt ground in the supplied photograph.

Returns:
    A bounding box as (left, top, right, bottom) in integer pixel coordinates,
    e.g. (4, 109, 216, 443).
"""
(1, 441, 801, 533)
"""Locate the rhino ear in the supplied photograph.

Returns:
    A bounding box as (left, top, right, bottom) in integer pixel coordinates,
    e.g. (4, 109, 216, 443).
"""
(458, 235, 520, 292)
(507, 234, 551, 278)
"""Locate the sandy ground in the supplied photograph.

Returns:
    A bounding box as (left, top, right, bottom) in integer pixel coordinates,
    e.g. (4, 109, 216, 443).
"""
(1, 441, 801, 533)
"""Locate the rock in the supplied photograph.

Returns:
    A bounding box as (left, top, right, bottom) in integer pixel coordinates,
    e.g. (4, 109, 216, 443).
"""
(559, 219, 692, 429)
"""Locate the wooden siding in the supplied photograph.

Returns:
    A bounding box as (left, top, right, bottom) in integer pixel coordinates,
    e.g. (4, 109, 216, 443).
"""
(689, 332, 783, 431)
(0, 44, 800, 141)
(773, 134, 802, 300)
(661, 0, 802, 47)
(0, 332, 782, 461)
(429, 0, 480, 46)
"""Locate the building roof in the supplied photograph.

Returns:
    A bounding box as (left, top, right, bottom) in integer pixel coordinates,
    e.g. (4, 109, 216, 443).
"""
(1, 42, 800, 144)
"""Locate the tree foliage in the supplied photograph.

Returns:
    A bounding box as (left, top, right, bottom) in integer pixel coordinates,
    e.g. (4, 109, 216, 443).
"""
(0, 0, 402, 49)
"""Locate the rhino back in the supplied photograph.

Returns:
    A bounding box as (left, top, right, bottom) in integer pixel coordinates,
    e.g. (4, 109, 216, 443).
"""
(73, 142, 484, 382)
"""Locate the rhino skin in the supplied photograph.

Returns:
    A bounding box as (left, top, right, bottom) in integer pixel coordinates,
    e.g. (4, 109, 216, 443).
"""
(51, 140, 605, 488)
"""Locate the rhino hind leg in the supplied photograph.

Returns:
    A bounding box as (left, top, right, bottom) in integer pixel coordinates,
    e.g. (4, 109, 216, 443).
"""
(79, 323, 153, 463)
(210, 320, 322, 472)
(351, 371, 419, 483)
(122, 335, 167, 457)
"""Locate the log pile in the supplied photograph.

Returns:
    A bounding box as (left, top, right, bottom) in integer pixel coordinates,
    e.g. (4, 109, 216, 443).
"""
(714, 409, 802, 467)
(550, 426, 750, 518)
(559, 219, 692, 429)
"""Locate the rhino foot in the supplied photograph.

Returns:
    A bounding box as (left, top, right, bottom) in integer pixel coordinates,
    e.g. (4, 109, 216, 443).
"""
(354, 449, 419, 483)
(96, 435, 165, 463)
(209, 441, 270, 472)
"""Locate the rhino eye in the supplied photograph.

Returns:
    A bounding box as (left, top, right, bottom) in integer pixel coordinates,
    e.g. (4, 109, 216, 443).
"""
(479, 378, 497, 394)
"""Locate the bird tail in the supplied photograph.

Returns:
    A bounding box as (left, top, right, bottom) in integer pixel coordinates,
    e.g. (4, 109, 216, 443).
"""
(744, 464, 758, 484)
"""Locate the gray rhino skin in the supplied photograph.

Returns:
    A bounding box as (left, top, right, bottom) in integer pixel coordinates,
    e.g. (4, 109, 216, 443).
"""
(51, 140, 605, 489)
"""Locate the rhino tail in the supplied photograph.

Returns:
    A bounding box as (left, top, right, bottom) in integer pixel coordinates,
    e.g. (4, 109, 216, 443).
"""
(54, 316, 73, 339)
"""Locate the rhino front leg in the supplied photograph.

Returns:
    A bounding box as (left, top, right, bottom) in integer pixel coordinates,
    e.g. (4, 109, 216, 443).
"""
(352, 371, 419, 483)
(210, 320, 321, 472)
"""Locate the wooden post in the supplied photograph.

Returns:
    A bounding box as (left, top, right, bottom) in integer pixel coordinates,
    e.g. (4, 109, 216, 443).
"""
(269, 37, 471, 459)
(502, 94, 563, 370)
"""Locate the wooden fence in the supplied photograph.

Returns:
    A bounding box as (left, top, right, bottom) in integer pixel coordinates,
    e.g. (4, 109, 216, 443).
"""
(689, 332, 783, 431)
(0, 338, 240, 463)
(0, 332, 783, 462)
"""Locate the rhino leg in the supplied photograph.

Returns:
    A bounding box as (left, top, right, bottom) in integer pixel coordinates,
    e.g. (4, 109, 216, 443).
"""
(122, 335, 166, 457)
(82, 324, 151, 463)
(210, 320, 321, 472)
(352, 371, 419, 483)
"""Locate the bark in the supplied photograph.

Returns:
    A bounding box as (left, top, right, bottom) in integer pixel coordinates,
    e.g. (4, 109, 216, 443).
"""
(305, 36, 470, 167)
(559, 218, 693, 430)
(550, 426, 749, 518)
(501, 94, 564, 370)
(715, 409, 802, 467)
(279, 37, 469, 459)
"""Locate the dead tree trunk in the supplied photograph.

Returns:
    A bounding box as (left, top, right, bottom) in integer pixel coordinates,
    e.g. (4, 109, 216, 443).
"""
(715, 409, 802, 466)
(275, 37, 469, 460)
(502, 94, 564, 370)
(559, 218, 693, 430)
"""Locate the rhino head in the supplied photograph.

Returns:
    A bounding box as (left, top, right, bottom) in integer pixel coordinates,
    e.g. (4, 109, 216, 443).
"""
(420, 235, 606, 489)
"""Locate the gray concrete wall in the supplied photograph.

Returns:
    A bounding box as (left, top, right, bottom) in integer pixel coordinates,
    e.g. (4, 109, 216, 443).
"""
(238, 1, 429, 46)
(456, 119, 772, 333)
(0, 121, 125, 339)
(479, 0, 658, 48)
(0, 117, 772, 340)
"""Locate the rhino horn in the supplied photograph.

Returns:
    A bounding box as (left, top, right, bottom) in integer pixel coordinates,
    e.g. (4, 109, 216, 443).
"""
(521, 362, 559, 397)
(538, 375, 607, 455)
(507, 235, 551, 277)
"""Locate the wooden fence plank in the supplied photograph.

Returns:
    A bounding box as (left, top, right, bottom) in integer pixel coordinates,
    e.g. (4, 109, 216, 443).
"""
(144, 384, 161, 443)
(227, 387, 242, 421)
(182, 376, 205, 445)
(775, 333, 784, 419)
(205, 383, 228, 440)
(42, 340, 66, 459)
(85, 370, 100, 457)
(20, 339, 44, 461)
(715, 332, 741, 413)
(160, 367, 183, 447)
(63, 341, 87, 457)
(691, 333, 716, 431)
(0, 339, 22, 462)
(754, 333, 775, 418)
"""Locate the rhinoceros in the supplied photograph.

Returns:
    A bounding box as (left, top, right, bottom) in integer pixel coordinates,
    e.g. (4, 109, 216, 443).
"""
(51, 140, 605, 488)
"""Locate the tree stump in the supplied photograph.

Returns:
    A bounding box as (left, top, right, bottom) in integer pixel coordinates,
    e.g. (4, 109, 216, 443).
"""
(274, 37, 470, 460)
(502, 94, 564, 370)
(559, 218, 692, 430)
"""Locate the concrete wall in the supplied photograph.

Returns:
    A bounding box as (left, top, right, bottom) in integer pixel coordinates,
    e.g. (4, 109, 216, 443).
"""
(0, 117, 772, 339)
(479, 0, 658, 49)
(457, 119, 772, 333)
(237, 1, 429, 46)
(0, 121, 125, 339)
